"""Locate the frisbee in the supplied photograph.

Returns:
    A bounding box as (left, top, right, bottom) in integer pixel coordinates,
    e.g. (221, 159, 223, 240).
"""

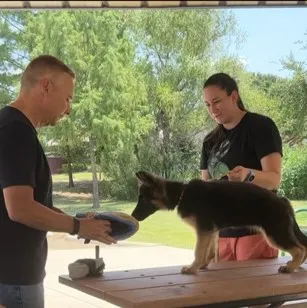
(76, 211, 139, 241)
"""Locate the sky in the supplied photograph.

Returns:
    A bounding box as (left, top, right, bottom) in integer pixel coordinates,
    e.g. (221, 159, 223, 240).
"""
(228, 7, 307, 77)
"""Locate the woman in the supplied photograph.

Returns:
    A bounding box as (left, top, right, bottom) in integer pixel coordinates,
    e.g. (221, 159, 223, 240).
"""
(200, 72, 283, 261)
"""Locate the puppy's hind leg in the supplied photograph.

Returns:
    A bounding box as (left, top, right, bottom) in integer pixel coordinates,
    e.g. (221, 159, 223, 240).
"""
(212, 232, 219, 263)
(202, 231, 218, 267)
(280, 246, 305, 273)
(264, 226, 305, 273)
(200, 232, 218, 270)
(181, 230, 213, 275)
(292, 220, 307, 265)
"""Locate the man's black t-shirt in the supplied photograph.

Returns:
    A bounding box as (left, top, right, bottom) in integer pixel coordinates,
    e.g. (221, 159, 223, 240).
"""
(0, 106, 53, 285)
(200, 112, 282, 237)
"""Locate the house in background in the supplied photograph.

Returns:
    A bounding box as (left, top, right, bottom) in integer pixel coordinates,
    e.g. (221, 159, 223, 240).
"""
(46, 154, 64, 174)
(44, 139, 65, 175)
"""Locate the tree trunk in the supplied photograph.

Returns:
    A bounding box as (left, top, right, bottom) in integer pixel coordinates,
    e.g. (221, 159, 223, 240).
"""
(99, 162, 102, 180)
(65, 142, 75, 188)
(157, 109, 171, 178)
(89, 136, 100, 209)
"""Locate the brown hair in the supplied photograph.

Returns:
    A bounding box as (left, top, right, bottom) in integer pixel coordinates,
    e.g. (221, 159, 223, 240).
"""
(21, 55, 75, 88)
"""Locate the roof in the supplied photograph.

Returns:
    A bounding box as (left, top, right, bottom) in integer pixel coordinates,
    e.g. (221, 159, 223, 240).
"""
(1, 1, 306, 9)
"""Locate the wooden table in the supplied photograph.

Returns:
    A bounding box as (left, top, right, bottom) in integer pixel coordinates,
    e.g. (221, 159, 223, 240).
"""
(59, 257, 307, 308)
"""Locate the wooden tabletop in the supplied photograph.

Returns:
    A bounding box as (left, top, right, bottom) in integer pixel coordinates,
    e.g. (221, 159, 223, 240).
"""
(59, 256, 307, 308)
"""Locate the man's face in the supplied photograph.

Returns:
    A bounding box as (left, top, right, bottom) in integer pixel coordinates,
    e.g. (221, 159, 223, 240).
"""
(40, 72, 74, 126)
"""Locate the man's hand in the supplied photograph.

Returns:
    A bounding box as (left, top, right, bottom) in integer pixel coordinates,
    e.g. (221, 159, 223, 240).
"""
(51, 206, 66, 215)
(83, 212, 96, 218)
(227, 166, 249, 182)
(78, 218, 117, 245)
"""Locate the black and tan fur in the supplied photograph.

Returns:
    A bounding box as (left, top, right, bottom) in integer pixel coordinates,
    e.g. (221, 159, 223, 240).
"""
(132, 171, 307, 275)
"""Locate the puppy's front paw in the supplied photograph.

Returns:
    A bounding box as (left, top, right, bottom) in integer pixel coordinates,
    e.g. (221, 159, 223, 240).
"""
(278, 265, 293, 273)
(181, 265, 197, 275)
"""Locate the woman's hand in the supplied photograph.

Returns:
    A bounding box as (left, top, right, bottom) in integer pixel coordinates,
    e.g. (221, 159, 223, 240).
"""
(227, 166, 250, 182)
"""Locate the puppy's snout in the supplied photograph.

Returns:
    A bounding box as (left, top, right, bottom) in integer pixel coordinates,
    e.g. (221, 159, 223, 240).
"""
(131, 205, 148, 221)
(132, 195, 158, 221)
(131, 211, 145, 221)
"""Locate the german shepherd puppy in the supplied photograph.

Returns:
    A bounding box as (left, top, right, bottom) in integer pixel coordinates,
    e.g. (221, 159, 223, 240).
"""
(131, 171, 307, 275)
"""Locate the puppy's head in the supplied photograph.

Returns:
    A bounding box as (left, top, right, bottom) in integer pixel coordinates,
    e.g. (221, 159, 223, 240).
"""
(131, 171, 167, 221)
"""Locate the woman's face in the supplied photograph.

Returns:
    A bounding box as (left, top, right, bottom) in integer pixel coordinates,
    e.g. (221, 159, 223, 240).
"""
(203, 85, 238, 125)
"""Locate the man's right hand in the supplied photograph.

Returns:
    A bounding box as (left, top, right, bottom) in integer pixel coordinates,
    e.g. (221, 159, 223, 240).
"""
(77, 218, 117, 245)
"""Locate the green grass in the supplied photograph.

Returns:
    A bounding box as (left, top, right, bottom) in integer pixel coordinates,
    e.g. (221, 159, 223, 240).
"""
(292, 202, 307, 228)
(52, 172, 93, 182)
(52, 172, 307, 249)
(53, 193, 195, 249)
(53, 194, 307, 249)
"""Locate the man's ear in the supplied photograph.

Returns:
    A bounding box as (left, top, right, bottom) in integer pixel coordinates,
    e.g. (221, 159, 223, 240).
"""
(40, 77, 52, 96)
(136, 171, 158, 187)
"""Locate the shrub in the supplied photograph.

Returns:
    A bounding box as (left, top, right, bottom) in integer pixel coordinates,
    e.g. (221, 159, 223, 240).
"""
(279, 145, 307, 200)
(100, 177, 138, 201)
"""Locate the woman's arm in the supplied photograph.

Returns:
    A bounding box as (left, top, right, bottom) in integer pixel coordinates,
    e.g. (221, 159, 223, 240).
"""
(227, 152, 282, 190)
(201, 169, 210, 181)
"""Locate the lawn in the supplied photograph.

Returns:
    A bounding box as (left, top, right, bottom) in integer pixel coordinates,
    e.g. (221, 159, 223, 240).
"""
(53, 193, 196, 249)
(51, 173, 307, 250)
(53, 172, 93, 182)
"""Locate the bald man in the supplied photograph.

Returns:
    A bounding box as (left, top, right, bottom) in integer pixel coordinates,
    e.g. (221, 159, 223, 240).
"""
(0, 55, 116, 307)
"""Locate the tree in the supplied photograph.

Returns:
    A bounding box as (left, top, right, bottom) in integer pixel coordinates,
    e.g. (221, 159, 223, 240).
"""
(126, 10, 243, 179)
(0, 12, 30, 106)
(267, 49, 307, 146)
(23, 11, 151, 206)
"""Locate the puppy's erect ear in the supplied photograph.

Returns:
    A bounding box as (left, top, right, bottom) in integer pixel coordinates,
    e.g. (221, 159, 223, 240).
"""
(136, 171, 158, 187)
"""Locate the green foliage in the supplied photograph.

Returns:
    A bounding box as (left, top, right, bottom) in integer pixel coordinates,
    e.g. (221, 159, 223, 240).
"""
(100, 177, 138, 201)
(3, 10, 307, 202)
(0, 12, 30, 107)
(279, 145, 307, 199)
(250, 72, 283, 95)
(123, 10, 242, 181)
(269, 72, 307, 145)
(20, 11, 153, 201)
(61, 163, 87, 174)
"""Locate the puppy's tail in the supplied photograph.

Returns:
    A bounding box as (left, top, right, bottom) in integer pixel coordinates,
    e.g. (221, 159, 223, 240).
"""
(293, 219, 307, 248)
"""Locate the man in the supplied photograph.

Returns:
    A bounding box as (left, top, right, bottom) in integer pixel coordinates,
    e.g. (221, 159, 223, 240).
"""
(0, 55, 116, 307)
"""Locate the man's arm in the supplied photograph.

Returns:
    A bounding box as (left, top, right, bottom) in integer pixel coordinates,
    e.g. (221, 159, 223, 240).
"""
(51, 206, 96, 218)
(0, 124, 116, 244)
(3, 185, 116, 244)
(4, 185, 75, 233)
(51, 206, 67, 215)
(0, 124, 72, 232)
